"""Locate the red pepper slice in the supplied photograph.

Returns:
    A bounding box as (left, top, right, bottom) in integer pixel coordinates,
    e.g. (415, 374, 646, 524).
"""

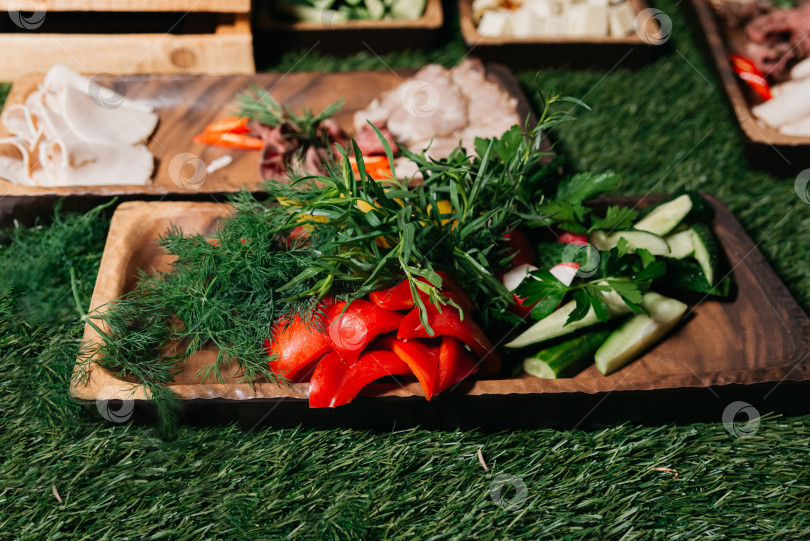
(309, 350, 411, 408)
(504, 230, 535, 268)
(397, 297, 500, 375)
(729, 54, 772, 101)
(327, 299, 403, 364)
(203, 116, 250, 134)
(193, 132, 264, 150)
(369, 271, 475, 313)
(435, 336, 479, 394)
(377, 336, 440, 399)
(265, 312, 332, 382)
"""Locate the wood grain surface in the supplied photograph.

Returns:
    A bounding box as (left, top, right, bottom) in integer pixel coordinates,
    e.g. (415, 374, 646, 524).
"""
(70, 197, 810, 404)
(0, 64, 531, 197)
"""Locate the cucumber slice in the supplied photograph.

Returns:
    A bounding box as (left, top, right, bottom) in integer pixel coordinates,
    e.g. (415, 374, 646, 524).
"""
(634, 194, 693, 236)
(595, 292, 687, 375)
(523, 327, 614, 379)
(505, 288, 631, 349)
(390, 0, 426, 19)
(690, 223, 719, 285)
(665, 230, 695, 259)
(590, 230, 670, 256)
(657, 258, 731, 297)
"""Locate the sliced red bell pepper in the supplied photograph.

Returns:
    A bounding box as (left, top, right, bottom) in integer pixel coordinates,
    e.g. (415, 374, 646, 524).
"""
(729, 54, 772, 101)
(377, 336, 440, 399)
(434, 336, 479, 394)
(368, 271, 475, 313)
(504, 230, 535, 268)
(309, 349, 411, 408)
(557, 231, 588, 245)
(397, 296, 500, 375)
(265, 312, 333, 382)
(193, 132, 264, 150)
(203, 116, 250, 134)
(327, 299, 403, 364)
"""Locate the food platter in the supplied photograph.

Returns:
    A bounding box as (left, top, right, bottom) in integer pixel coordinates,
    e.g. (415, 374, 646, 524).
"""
(69, 195, 810, 427)
(0, 63, 532, 226)
(687, 0, 810, 170)
(457, 0, 663, 68)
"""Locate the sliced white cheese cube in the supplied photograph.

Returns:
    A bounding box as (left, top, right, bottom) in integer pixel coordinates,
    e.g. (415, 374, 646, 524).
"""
(790, 57, 810, 81)
(472, 0, 504, 22)
(771, 79, 805, 98)
(526, 0, 553, 19)
(567, 5, 608, 37)
(588, 0, 610, 8)
(752, 79, 810, 128)
(477, 9, 512, 37)
(609, 2, 636, 37)
(510, 9, 539, 38)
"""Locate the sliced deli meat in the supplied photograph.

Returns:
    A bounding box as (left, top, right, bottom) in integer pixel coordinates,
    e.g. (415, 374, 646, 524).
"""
(0, 64, 156, 187)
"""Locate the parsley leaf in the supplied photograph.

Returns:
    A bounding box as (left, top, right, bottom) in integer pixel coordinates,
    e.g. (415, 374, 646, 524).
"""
(589, 205, 638, 232)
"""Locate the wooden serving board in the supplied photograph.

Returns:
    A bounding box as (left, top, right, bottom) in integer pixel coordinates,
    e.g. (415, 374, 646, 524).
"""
(70, 196, 810, 427)
(686, 0, 810, 170)
(457, 0, 662, 68)
(0, 64, 532, 198)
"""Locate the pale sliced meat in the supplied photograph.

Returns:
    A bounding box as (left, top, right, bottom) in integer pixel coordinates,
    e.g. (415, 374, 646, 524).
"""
(780, 115, 810, 137)
(1, 103, 40, 144)
(387, 64, 468, 146)
(26, 89, 99, 168)
(39, 141, 153, 186)
(0, 136, 51, 186)
(58, 84, 158, 146)
(752, 78, 810, 127)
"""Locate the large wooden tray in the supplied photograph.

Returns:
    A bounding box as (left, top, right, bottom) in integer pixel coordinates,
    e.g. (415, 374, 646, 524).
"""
(686, 0, 810, 170)
(0, 64, 529, 198)
(457, 0, 663, 68)
(69, 196, 810, 427)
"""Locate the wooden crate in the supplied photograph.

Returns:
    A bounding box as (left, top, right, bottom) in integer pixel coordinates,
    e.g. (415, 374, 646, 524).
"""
(0, 0, 254, 79)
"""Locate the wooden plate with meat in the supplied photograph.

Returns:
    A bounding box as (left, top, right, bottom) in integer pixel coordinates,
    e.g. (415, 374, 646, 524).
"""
(0, 61, 533, 199)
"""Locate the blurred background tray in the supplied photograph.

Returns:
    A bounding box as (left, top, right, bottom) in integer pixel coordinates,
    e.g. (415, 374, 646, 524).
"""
(686, 0, 810, 172)
(254, 0, 443, 55)
(457, 0, 664, 68)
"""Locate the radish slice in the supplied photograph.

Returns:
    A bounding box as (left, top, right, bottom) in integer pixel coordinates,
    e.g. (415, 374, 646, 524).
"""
(550, 262, 580, 286)
(558, 232, 588, 245)
(501, 263, 538, 292)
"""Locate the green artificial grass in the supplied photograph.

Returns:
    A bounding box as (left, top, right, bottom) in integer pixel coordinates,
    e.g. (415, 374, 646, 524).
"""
(3, 0, 810, 537)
